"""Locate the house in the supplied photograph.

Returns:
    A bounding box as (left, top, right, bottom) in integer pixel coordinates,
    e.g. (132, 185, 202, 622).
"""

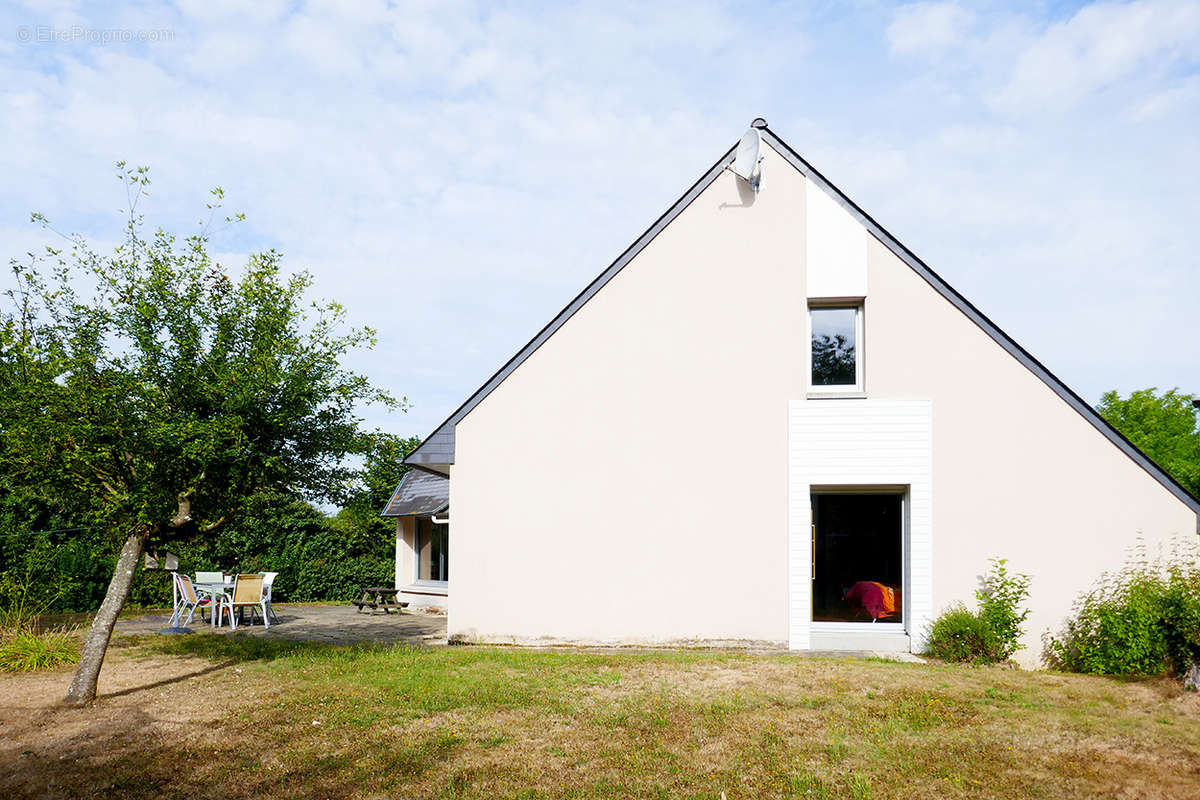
(382, 468, 449, 610)
(388, 120, 1200, 664)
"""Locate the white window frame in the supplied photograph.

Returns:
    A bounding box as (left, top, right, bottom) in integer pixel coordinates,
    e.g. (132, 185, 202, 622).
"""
(412, 516, 449, 588)
(807, 299, 864, 394)
(808, 486, 907, 631)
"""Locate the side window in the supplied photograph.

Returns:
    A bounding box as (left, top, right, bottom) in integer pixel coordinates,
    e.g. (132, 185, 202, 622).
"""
(415, 518, 449, 583)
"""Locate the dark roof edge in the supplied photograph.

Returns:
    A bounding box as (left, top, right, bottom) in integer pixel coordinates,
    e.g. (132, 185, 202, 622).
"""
(404, 142, 739, 468)
(379, 472, 408, 517)
(758, 128, 1200, 524)
(381, 502, 449, 519)
(408, 464, 450, 477)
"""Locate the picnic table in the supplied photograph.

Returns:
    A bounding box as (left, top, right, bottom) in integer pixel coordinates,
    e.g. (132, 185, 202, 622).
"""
(352, 587, 408, 615)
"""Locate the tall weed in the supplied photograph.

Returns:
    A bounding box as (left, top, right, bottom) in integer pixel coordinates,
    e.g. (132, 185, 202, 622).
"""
(0, 574, 80, 672)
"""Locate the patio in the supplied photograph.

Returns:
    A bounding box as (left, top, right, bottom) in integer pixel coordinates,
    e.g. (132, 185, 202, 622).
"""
(117, 603, 448, 646)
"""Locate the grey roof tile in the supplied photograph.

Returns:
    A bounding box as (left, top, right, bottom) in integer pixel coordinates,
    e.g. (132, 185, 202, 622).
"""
(381, 470, 450, 517)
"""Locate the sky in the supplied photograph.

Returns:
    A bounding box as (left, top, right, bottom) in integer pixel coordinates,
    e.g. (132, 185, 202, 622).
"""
(2, 0, 1198, 444)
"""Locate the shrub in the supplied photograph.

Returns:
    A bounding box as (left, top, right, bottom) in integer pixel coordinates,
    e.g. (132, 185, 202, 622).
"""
(925, 558, 1031, 664)
(925, 604, 1000, 664)
(0, 489, 400, 613)
(1047, 542, 1200, 678)
(1159, 560, 1200, 680)
(977, 558, 1032, 661)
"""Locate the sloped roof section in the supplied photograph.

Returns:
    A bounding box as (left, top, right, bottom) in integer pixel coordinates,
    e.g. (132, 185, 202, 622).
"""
(381, 469, 450, 517)
(404, 124, 1200, 523)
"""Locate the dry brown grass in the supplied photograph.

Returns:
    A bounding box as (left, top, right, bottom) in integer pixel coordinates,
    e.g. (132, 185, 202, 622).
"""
(0, 635, 1197, 799)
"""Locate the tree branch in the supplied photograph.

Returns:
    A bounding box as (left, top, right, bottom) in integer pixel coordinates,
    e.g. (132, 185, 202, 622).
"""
(199, 516, 226, 534)
(170, 490, 193, 529)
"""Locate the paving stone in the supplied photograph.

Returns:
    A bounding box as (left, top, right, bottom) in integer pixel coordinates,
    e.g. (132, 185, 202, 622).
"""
(117, 603, 447, 646)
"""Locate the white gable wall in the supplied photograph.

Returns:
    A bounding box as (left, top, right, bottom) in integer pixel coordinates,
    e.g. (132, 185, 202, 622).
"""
(450, 144, 808, 645)
(865, 234, 1195, 663)
(446, 141, 1197, 659)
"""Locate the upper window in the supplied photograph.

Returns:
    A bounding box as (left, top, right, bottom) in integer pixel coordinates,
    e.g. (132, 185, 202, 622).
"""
(809, 304, 862, 391)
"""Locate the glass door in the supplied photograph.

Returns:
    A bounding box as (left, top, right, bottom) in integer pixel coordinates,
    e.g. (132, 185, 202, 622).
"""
(811, 492, 903, 623)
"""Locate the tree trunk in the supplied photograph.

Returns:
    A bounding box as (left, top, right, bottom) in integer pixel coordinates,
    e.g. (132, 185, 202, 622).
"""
(1185, 659, 1200, 692)
(64, 529, 146, 706)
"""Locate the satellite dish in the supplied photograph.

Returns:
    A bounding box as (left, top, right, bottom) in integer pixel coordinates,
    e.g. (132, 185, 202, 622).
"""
(730, 128, 763, 192)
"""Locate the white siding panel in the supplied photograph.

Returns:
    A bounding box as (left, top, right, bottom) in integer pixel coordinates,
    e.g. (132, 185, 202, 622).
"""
(788, 400, 933, 651)
(805, 179, 868, 299)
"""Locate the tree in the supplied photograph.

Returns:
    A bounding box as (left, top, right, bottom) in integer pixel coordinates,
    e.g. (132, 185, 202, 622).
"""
(326, 432, 422, 572)
(341, 432, 421, 518)
(811, 333, 856, 386)
(1098, 388, 1200, 499)
(0, 165, 402, 704)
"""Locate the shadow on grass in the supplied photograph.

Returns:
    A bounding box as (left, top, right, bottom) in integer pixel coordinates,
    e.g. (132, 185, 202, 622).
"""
(0, 702, 409, 800)
(102, 660, 235, 700)
(132, 631, 396, 665)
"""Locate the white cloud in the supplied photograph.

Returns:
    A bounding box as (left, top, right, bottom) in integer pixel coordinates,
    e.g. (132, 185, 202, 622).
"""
(1126, 73, 1200, 120)
(887, 2, 975, 57)
(993, 0, 1200, 112)
(1, 0, 1198, 438)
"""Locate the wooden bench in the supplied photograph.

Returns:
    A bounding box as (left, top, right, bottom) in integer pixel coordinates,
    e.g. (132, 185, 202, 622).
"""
(353, 587, 408, 615)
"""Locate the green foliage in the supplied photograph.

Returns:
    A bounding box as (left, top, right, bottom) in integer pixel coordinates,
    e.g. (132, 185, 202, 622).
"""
(1158, 559, 1200, 678)
(1097, 388, 1200, 499)
(0, 168, 414, 618)
(0, 629, 80, 672)
(1, 163, 403, 557)
(196, 493, 395, 603)
(1047, 542, 1200, 677)
(925, 604, 1000, 664)
(0, 524, 117, 613)
(926, 558, 1031, 664)
(0, 440, 418, 613)
(326, 431, 422, 569)
(0, 571, 81, 672)
(0, 569, 59, 631)
(976, 558, 1032, 661)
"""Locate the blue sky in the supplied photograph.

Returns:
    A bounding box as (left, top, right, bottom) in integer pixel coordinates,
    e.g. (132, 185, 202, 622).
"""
(2, 0, 1198, 443)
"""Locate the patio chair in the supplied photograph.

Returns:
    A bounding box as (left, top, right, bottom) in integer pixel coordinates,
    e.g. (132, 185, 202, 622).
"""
(261, 572, 280, 623)
(168, 572, 213, 627)
(221, 574, 270, 630)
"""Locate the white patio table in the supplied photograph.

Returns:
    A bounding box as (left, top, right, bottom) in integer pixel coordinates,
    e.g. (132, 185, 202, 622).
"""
(195, 578, 234, 627)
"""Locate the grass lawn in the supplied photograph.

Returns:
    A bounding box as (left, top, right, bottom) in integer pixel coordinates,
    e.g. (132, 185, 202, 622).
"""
(1, 636, 1197, 799)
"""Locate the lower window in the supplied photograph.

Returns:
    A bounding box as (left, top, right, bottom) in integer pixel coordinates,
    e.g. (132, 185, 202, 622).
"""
(415, 518, 448, 583)
(811, 493, 902, 623)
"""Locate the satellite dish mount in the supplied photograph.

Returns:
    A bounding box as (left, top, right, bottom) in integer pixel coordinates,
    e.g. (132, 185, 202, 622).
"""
(728, 124, 764, 193)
